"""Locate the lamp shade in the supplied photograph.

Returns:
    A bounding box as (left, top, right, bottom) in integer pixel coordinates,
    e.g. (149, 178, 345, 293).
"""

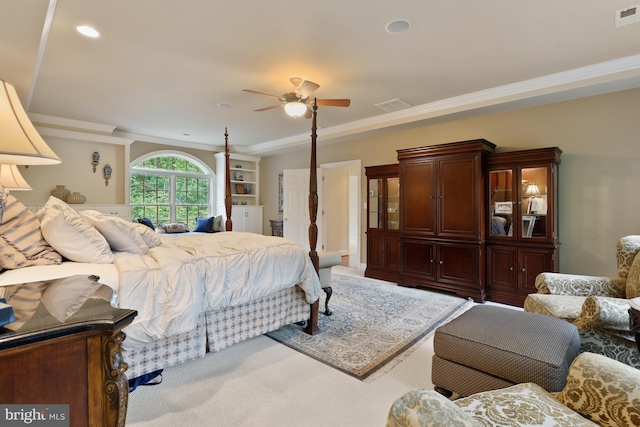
(0, 164, 31, 190)
(0, 79, 61, 165)
(524, 183, 540, 197)
(284, 101, 308, 117)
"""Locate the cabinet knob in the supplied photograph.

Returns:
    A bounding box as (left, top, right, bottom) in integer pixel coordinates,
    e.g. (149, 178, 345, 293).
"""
(439, 260, 444, 265)
(521, 268, 526, 272)
(430, 259, 434, 263)
(509, 267, 514, 271)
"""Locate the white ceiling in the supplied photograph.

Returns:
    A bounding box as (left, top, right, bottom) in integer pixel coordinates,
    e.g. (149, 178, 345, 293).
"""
(2, 0, 640, 155)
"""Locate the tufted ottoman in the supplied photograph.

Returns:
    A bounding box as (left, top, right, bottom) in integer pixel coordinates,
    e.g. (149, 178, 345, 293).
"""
(432, 305, 581, 397)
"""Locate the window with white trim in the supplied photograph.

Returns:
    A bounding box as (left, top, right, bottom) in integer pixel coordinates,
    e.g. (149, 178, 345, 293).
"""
(130, 153, 213, 229)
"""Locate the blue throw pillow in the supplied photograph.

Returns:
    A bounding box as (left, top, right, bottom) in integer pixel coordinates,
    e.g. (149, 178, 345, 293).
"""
(137, 217, 155, 230)
(194, 217, 214, 232)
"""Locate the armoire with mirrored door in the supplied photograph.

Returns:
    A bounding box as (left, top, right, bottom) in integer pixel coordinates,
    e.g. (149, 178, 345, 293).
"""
(365, 164, 400, 282)
(486, 147, 562, 306)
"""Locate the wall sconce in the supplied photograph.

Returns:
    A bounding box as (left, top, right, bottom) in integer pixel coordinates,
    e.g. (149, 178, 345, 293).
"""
(92, 152, 100, 172)
(103, 164, 112, 186)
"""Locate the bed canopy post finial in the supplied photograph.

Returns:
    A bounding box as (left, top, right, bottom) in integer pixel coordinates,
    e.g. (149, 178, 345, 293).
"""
(224, 127, 233, 231)
(304, 100, 320, 335)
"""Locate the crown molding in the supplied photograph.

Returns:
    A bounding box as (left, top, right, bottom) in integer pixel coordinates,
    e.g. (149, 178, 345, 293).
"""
(246, 54, 640, 156)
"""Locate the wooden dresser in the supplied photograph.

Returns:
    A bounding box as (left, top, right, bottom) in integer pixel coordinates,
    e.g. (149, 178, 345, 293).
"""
(0, 277, 136, 427)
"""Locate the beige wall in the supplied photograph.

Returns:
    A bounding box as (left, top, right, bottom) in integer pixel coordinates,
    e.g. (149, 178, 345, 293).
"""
(259, 87, 640, 277)
(14, 87, 640, 278)
(17, 137, 126, 205)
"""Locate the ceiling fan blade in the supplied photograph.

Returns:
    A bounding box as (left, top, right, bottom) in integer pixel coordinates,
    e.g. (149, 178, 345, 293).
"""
(297, 80, 320, 98)
(254, 104, 284, 112)
(315, 98, 351, 107)
(243, 89, 282, 99)
(304, 107, 312, 119)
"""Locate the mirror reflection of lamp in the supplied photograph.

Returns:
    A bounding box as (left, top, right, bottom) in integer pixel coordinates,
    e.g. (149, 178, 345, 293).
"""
(524, 183, 540, 214)
(103, 164, 112, 186)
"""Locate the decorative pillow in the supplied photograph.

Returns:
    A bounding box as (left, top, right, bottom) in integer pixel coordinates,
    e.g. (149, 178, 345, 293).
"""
(161, 223, 189, 234)
(387, 389, 481, 427)
(194, 217, 214, 232)
(626, 252, 640, 299)
(132, 223, 162, 248)
(0, 195, 62, 269)
(137, 217, 155, 230)
(212, 215, 224, 232)
(35, 195, 69, 221)
(80, 210, 149, 255)
(555, 352, 640, 427)
(38, 199, 114, 264)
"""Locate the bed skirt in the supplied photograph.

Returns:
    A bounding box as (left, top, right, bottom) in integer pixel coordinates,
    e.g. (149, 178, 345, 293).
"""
(124, 285, 309, 378)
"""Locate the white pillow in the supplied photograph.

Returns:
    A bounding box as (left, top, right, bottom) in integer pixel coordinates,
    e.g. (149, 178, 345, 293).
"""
(35, 195, 70, 221)
(80, 210, 149, 255)
(39, 202, 114, 264)
(132, 222, 162, 248)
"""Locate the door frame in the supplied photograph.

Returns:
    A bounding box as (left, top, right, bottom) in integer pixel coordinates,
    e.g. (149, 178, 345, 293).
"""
(320, 159, 362, 269)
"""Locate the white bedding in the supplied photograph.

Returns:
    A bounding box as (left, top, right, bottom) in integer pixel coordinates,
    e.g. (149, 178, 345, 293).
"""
(114, 232, 321, 349)
(0, 231, 321, 351)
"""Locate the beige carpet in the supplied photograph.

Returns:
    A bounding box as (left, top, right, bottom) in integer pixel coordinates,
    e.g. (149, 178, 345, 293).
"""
(126, 267, 491, 427)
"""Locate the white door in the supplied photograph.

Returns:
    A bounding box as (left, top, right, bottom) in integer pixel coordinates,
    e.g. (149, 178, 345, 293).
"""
(283, 169, 323, 252)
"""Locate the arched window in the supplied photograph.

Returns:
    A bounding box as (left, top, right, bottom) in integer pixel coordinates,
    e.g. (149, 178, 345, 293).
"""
(130, 152, 214, 229)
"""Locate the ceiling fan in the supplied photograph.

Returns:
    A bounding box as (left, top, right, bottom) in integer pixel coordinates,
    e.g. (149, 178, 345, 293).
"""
(243, 77, 350, 118)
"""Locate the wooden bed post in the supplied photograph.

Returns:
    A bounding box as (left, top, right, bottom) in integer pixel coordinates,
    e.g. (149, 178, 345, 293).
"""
(304, 101, 320, 335)
(224, 128, 233, 231)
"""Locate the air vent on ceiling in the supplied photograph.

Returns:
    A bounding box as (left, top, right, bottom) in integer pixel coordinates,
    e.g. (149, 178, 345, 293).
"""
(374, 98, 412, 112)
(615, 5, 639, 27)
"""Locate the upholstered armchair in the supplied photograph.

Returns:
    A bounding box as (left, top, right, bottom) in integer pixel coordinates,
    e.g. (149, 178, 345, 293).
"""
(524, 235, 640, 368)
(386, 352, 640, 427)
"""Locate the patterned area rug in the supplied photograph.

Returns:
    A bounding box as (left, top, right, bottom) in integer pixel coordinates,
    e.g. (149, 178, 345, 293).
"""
(266, 272, 472, 381)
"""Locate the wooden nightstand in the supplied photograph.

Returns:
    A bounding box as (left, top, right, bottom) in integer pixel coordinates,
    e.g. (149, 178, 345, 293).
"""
(0, 276, 136, 427)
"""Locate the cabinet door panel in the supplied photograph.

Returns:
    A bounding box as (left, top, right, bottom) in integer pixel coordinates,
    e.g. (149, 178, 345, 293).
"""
(438, 244, 480, 287)
(487, 246, 517, 292)
(401, 161, 435, 234)
(366, 233, 385, 269)
(400, 241, 435, 278)
(439, 156, 478, 238)
(386, 236, 400, 271)
(519, 249, 552, 294)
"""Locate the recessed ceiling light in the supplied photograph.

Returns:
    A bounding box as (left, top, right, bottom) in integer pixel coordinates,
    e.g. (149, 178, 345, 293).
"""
(217, 103, 231, 109)
(385, 19, 411, 34)
(76, 25, 100, 38)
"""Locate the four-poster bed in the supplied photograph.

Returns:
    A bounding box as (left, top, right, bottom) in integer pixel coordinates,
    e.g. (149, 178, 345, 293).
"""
(221, 103, 322, 335)
(0, 111, 324, 381)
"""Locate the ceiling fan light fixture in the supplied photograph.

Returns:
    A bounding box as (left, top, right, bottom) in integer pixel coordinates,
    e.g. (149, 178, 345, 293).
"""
(284, 101, 307, 117)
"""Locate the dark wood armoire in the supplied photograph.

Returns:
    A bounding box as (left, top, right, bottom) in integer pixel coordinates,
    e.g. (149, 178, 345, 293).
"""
(397, 139, 496, 302)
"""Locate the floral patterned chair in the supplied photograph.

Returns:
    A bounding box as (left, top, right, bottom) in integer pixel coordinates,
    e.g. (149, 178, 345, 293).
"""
(386, 352, 640, 427)
(523, 236, 640, 369)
